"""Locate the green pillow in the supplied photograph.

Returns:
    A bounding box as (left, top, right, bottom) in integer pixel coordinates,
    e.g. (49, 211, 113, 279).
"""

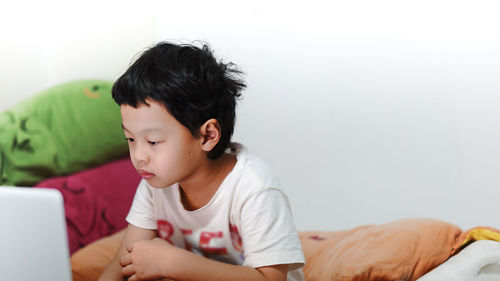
(0, 80, 128, 186)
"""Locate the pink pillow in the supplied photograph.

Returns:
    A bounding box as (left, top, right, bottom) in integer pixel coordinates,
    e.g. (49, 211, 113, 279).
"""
(35, 157, 140, 254)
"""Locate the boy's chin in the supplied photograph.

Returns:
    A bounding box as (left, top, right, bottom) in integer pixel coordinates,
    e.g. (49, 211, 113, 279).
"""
(146, 178, 170, 189)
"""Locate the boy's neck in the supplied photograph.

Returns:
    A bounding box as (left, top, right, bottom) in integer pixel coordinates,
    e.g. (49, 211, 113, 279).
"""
(178, 153, 237, 211)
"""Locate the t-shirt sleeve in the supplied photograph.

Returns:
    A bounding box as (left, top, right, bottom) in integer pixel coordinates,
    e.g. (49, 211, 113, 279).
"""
(126, 179, 157, 230)
(239, 188, 305, 270)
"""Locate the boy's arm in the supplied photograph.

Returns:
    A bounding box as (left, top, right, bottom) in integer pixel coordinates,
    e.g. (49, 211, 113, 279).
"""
(98, 224, 157, 281)
(120, 237, 288, 281)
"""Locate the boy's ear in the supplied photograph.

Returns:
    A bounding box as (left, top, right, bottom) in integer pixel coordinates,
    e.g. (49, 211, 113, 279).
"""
(199, 118, 221, 152)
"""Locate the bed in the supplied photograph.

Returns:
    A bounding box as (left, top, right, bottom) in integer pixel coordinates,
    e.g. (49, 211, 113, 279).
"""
(2, 80, 500, 281)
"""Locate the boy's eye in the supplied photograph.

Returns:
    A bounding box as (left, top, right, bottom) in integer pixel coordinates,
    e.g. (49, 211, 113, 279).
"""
(126, 138, 135, 142)
(148, 141, 159, 145)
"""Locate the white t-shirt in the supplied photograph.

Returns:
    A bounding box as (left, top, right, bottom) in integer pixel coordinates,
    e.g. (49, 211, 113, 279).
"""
(126, 143, 306, 281)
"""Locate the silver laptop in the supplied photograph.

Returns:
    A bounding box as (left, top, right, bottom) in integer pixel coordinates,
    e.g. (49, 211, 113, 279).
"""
(0, 186, 73, 281)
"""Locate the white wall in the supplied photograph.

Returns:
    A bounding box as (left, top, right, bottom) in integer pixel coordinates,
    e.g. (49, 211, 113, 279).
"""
(2, 0, 500, 231)
(0, 1, 157, 111)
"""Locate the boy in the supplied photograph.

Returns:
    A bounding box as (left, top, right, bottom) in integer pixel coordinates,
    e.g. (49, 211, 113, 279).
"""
(98, 42, 305, 281)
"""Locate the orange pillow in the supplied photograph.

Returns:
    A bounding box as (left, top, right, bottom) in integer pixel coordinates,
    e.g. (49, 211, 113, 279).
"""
(70, 229, 124, 281)
(70, 229, 172, 281)
(71, 218, 462, 281)
(300, 218, 462, 281)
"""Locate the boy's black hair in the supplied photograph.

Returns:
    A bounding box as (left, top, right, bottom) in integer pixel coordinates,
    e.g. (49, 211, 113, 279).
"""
(112, 42, 246, 159)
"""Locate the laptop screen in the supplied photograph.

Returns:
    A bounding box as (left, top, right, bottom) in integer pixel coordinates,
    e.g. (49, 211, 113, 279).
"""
(0, 186, 73, 281)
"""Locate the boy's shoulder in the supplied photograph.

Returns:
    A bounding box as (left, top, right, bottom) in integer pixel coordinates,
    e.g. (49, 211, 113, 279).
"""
(227, 143, 282, 193)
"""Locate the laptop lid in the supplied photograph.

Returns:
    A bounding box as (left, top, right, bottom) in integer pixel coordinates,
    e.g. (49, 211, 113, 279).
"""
(0, 186, 73, 281)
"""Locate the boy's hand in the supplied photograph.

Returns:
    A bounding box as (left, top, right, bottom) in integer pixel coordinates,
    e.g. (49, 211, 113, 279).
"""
(120, 238, 176, 281)
(119, 236, 288, 281)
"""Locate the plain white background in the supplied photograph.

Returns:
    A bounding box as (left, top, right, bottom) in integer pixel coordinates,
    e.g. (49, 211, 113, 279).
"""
(1, 0, 500, 231)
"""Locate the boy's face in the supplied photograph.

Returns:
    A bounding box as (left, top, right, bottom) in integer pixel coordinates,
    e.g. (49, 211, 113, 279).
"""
(120, 99, 203, 188)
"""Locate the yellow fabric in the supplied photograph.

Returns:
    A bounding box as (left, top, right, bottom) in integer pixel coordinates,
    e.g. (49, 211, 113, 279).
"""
(459, 228, 500, 248)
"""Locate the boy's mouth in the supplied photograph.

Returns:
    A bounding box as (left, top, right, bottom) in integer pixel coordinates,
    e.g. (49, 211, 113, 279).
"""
(137, 169, 155, 179)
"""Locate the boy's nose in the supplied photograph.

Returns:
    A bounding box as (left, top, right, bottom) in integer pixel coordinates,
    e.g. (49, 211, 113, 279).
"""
(133, 143, 149, 163)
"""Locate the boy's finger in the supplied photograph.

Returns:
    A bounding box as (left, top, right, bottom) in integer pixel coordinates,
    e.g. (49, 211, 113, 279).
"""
(126, 241, 135, 252)
(119, 253, 132, 267)
(121, 264, 135, 277)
